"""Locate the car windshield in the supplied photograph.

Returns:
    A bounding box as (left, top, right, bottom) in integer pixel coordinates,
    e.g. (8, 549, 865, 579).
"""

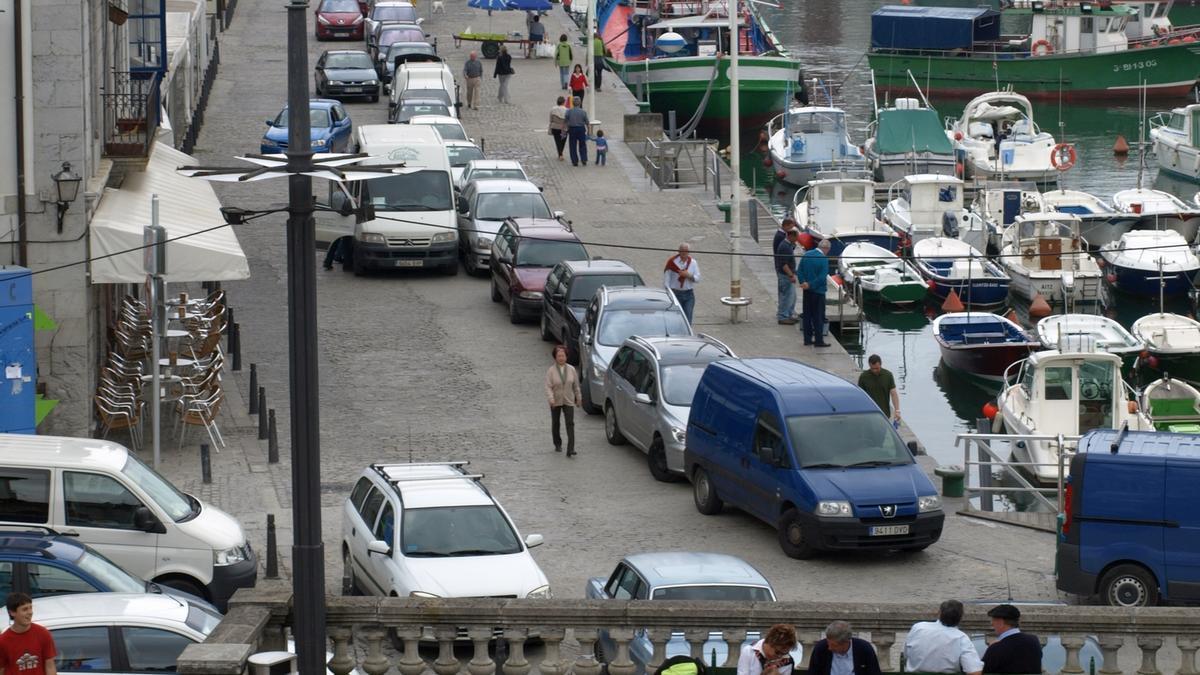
(274, 108, 331, 128)
(374, 5, 417, 22)
(322, 0, 360, 11)
(516, 240, 587, 267)
(447, 146, 484, 167)
(75, 550, 147, 593)
(597, 308, 691, 347)
(568, 273, 642, 302)
(402, 89, 451, 105)
(366, 171, 453, 211)
(470, 168, 525, 182)
(430, 123, 467, 141)
(395, 104, 451, 122)
(661, 363, 716, 406)
(186, 602, 223, 636)
(325, 52, 374, 70)
(651, 585, 774, 601)
(787, 412, 913, 468)
(381, 28, 424, 46)
(402, 505, 522, 557)
(121, 453, 197, 522)
(475, 193, 551, 220)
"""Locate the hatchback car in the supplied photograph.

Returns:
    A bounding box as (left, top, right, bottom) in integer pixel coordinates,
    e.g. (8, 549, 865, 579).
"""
(315, 0, 365, 41)
(365, 0, 420, 39)
(490, 218, 588, 323)
(603, 335, 735, 481)
(371, 23, 427, 67)
(408, 114, 469, 142)
(446, 140, 485, 186)
(457, 179, 555, 276)
(457, 159, 529, 191)
(381, 42, 439, 84)
(260, 99, 352, 154)
(540, 260, 644, 364)
(314, 50, 381, 101)
(390, 98, 452, 124)
(341, 462, 550, 599)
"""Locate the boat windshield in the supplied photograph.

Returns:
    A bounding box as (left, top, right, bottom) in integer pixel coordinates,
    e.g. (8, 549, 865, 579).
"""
(788, 111, 844, 135)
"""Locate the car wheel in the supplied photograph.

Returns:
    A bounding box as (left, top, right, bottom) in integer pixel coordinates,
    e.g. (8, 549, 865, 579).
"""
(581, 376, 600, 415)
(1101, 564, 1159, 607)
(648, 437, 675, 482)
(540, 312, 554, 341)
(604, 403, 626, 445)
(692, 467, 723, 515)
(158, 576, 207, 600)
(778, 507, 817, 559)
(491, 278, 502, 303)
(342, 548, 361, 596)
(509, 297, 522, 324)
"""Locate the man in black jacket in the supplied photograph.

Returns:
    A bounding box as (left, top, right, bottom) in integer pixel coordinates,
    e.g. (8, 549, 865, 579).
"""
(982, 604, 1042, 674)
(808, 621, 882, 675)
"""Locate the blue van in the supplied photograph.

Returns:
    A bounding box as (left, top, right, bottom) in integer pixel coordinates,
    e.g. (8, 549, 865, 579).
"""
(1057, 429, 1200, 607)
(684, 358, 944, 558)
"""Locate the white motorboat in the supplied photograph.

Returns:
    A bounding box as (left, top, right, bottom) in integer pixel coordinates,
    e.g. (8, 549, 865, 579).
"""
(863, 97, 956, 183)
(1040, 188, 1138, 250)
(946, 91, 1057, 184)
(1098, 230, 1200, 297)
(1111, 188, 1200, 243)
(1139, 376, 1200, 433)
(1132, 312, 1200, 385)
(1035, 314, 1143, 374)
(996, 213, 1102, 303)
(825, 274, 862, 328)
(837, 242, 927, 306)
(911, 237, 1011, 307)
(881, 174, 973, 245)
(766, 105, 866, 186)
(792, 172, 897, 255)
(1150, 103, 1200, 183)
(969, 183, 1044, 254)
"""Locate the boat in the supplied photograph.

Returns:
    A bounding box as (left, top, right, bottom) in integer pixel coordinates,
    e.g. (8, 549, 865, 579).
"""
(766, 102, 866, 186)
(1139, 376, 1200, 433)
(1040, 188, 1138, 250)
(1132, 312, 1200, 385)
(933, 311, 1040, 383)
(792, 172, 897, 256)
(945, 91, 1057, 184)
(1150, 103, 1200, 183)
(1112, 188, 1200, 242)
(1098, 230, 1200, 297)
(598, 0, 802, 133)
(867, 3, 1200, 101)
(1035, 313, 1144, 375)
(862, 97, 956, 183)
(997, 346, 1152, 484)
(825, 274, 862, 330)
(881, 174, 972, 245)
(996, 213, 1103, 304)
(968, 183, 1045, 254)
(911, 237, 1011, 307)
(837, 242, 927, 306)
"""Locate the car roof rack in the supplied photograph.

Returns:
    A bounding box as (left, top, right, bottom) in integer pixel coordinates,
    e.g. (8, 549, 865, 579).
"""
(387, 473, 484, 483)
(627, 335, 662, 360)
(696, 332, 735, 356)
(373, 461, 469, 469)
(0, 524, 62, 535)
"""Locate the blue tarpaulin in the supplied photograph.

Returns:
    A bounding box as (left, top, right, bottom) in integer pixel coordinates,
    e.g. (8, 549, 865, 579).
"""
(870, 6, 1000, 50)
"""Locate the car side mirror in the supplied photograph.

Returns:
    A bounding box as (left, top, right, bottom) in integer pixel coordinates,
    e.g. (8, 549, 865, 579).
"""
(265, 119, 274, 126)
(457, 198, 469, 214)
(134, 506, 164, 534)
(553, 210, 566, 219)
(367, 540, 391, 556)
(416, 17, 424, 24)
(907, 440, 921, 456)
(524, 533, 544, 548)
(634, 392, 653, 405)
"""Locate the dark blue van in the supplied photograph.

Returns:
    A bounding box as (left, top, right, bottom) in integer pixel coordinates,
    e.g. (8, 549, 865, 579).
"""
(1057, 429, 1200, 607)
(684, 358, 944, 558)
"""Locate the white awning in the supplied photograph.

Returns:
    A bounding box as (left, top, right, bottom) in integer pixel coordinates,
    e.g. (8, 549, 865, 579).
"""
(89, 142, 251, 284)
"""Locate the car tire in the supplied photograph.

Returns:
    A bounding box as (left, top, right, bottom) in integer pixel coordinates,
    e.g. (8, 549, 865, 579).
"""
(778, 507, 818, 559)
(509, 297, 522, 324)
(540, 312, 554, 341)
(604, 403, 626, 445)
(158, 576, 207, 600)
(1100, 564, 1159, 607)
(491, 278, 503, 303)
(581, 377, 600, 415)
(692, 467, 723, 515)
(648, 437, 675, 482)
(342, 548, 361, 596)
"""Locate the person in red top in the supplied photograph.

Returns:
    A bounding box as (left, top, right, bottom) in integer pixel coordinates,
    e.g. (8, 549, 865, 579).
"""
(569, 64, 589, 104)
(0, 593, 57, 675)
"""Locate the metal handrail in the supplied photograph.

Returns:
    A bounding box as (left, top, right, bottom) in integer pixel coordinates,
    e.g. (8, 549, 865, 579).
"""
(642, 137, 711, 190)
(103, 71, 162, 158)
(955, 429, 1078, 512)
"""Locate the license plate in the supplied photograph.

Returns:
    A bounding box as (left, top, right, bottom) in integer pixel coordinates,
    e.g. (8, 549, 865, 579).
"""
(869, 525, 909, 536)
(394, 260, 423, 267)
(342, 86, 362, 93)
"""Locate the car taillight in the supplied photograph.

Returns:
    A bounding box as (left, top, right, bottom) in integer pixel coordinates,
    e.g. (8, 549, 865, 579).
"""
(1061, 482, 1073, 536)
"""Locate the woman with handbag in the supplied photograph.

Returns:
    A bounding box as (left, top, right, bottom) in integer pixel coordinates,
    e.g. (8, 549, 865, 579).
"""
(548, 96, 569, 161)
(494, 45, 515, 104)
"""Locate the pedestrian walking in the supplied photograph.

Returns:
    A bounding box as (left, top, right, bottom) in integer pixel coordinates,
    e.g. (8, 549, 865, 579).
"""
(569, 63, 588, 103)
(737, 624, 800, 675)
(593, 129, 608, 165)
(902, 600, 983, 675)
(564, 97, 589, 165)
(554, 34, 574, 90)
(0, 593, 58, 675)
(807, 621, 881, 675)
(527, 15, 546, 57)
(799, 238, 831, 346)
(545, 345, 582, 457)
(494, 45, 515, 103)
(463, 51, 483, 110)
(592, 32, 608, 89)
(664, 243, 700, 323)
(982, 605, 1042, 675)
(858, 354, 900, 423)
(548, 96, 569, 161)
(774, 228, 799, 324)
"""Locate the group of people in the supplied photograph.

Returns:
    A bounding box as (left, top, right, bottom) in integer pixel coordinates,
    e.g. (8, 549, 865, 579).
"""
(548, 96, 606, 166)
(773, 217, 831, 347)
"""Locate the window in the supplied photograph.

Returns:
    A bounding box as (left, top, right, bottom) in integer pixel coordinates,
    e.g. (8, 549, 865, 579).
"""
(596, 309, 691, 347)
(1169, 113, 1187, 132)
(64, 471, 147, 530)
(51, 627, 112, 672)
(331, 106, 345, 123)
(1081, 17, 1094, 33)
(365, 171, 453, 211)
(842, 184, 866, 202)
(610, 347, 634, 380)
(326, 52, 375, 70)
(661, 363, 712, 406)
(121, 454, 195, 522)
(515, 240, 588, 267)
(122, 627, 195, 672)
(272, 108, 332, 128)
(787, 412, 912, 468)
(401, 505, 521, 557)
(350, 477, 373, 511)
(475, 193, 552, 221)
(447, 145, 484, 168)
(0, 562, 12, 596)
(374, 503, 395, 545)
(0, 467, 50, 523)
(1044, 366, 1073, 401)
(753, 412, 785, 465)
(568, 273, 643, 303)
(75, 551, 146, 593)
(608, 565, 644, 599)
(545, 266, 564, 296)
(375, 5, 418, 22)
(28, 563, 99, 596)
(359, 489, 385, 531)
(817, 185, 835, 201)
(625, 350, 650, 392)
(652, 585, 774, 601)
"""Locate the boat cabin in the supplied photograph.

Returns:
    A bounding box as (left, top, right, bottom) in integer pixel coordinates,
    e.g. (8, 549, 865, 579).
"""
(780, 107, 855, 160)
(1022, 2, 1134, 55)
(1121, 0, 1174, 40)
(1011, 347, 1132, 436)
(1005, 213, 1085, 269)
(893, 174, 965, 224)
(1151, 103, 1200, 150)
(794, 174, 876, 235)
(971, 183, 1043, 231)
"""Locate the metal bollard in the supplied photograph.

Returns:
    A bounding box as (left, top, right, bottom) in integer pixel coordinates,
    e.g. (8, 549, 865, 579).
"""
(248, 364, 258, 414)
(265, 514, 279, 579)
(201, 443, 212, 484)
(268, 409, 279, 463)
(230, 323, 242, 371)
(258, 387, 268, 440)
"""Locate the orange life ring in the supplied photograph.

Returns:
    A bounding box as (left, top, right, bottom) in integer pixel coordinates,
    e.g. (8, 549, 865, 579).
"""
(1031, 39, 1054, 56)
(1051, 143, 1077, 171)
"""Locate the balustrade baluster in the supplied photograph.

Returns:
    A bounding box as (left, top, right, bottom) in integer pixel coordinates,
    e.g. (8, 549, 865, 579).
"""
(395, 627, 427, 675)
(538, 628, 567, 675)
(1137, 636, 1164, 675)
(798, 630, 821, 670)
(434, 626, 461, 675)
(644, 628, 672, 672)
(682, 629, 709, 663)
(262, 622, 288, 652)
(574, 628, 604, 675)
(1177, 636, 1200, 675)
(872, 632, 895, 671)
(1098, 634, 1125, 675)
(361, 626, 390, 675)
(503, 629, 532, 675)
(608, 628, 637, 675)
(1060, 634, 1087, 674)
(327, 626, 356, 675)
(721, 630, 748, 668)
(467, 627, 497, 675)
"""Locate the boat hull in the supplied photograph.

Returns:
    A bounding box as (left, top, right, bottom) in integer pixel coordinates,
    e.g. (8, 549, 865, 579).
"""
(872, 155, 957, 184)
(819, 232, 901, 258)
(1005, 267, 1103, 303)
(920, 273, 1010, 307)
(859, 281, 928, 306)
(1104, 261, 1199, 296)
(772, 157, 870, 187)
(1153, 136, 1200, 183)
(1130, 215, 1200, 243)
(939, 342, 1036, 382)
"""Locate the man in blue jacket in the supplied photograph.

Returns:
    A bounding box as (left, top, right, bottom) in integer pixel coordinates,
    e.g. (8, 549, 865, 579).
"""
(807, 621, 881, 675)
(798, 238, 830, 347)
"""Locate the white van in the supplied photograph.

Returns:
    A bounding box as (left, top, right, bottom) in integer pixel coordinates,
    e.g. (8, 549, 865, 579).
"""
(0, 434, 256, 611)
(324, 124, 458, 275)
(389, 62, 458, 116)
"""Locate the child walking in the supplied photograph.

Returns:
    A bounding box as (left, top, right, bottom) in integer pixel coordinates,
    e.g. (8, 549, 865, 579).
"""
(593, 129, 608, 166)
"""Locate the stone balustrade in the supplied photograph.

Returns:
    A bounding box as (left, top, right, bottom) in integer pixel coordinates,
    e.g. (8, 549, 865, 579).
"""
(177, 584, 1200, 675)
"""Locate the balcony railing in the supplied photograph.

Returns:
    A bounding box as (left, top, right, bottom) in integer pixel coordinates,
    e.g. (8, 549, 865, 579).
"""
(178, 585, 1200, 675)
(103, 71, 161, 159)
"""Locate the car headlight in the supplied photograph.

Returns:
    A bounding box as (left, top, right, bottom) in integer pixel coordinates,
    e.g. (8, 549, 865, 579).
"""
(261, 138, 279, 147)
(213, 545, 248, 566)
(317, 14, 331, 24)
(526, 585, 552, 599)
(410, 591, 441, 598)
(518, 290, 543, 300)
(918, 495, 943, 513)
(476, 235, 493, 248)
(366, 80, 378, 86)
(671, 427, 686, 444)
(592, 363, 604, 380)
(432, 231, 456, 243)
(313, 138, 327, 147)
(816, 500, 853, 517)
(358, 232, 386, 244)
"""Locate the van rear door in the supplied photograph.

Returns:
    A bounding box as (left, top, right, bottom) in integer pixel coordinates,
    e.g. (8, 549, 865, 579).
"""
(1164, 457, 1200, 599)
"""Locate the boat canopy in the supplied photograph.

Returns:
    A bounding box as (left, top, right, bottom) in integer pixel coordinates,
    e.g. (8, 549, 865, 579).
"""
(874, 108, 954, 155)
(870, 6, 1000, 50)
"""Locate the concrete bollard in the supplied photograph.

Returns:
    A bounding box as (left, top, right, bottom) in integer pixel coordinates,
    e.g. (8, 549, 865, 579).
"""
(257, 387, 268, 440)
(268, 409, 279, 463)
(248, 364, 258, 414)
(934, 465, 966, 499)
(201, 443, 212, 484)
(265, 514, 279, 579)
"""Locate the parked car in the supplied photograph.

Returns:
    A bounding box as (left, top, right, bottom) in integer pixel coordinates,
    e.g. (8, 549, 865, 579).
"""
(540, 260, 644, 364)
(365, 0, 420, 39)
(315, 50, 381, 102)
(445, 140, 485, 187)
(457, 179, 556, 276)
(579, 286, 693, 415)
(315, 0, 366, 41)
(684, 359, 944, 559)
(390, 97, 453, 124)
(408, 114, 469, 142)
(490, 218, 588, 323)
(602, 335, 734, 481)
(370, 23, 426, 67)
(381, 42, 440, 84)
(261, 99, 353, 154)
(340, 462, 550, 599)
(389, 62, 458, 116)
(456, 159, 529, 191)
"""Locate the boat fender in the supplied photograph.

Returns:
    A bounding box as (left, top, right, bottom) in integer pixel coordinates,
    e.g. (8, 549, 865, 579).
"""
(1051, 143, 1077, 171)
(982, 402, 999, 421)
(1031, 39, 1054, 56)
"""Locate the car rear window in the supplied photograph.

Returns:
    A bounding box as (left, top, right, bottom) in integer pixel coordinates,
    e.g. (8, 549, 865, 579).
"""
(374, 5, 417, 22)
(597, 308, 691, 346)
(651, 585, 774, 601)
(568, 273, 643, 302)
(516, 240, 587, 267)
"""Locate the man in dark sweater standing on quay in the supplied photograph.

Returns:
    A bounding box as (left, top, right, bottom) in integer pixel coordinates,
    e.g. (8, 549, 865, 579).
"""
(982, 604, 1042, 674)
(858, 354, 899, 424)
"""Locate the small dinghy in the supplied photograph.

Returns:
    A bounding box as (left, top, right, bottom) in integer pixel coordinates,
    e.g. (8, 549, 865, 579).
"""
(1132, 312, 1200, 385)
(1035, 314, 1143, 374)
(837, 242, 927, 306)
(1139, 376, 1200, 433)
(934, 311, 1040, 383)
(912, 237, 1011, 307)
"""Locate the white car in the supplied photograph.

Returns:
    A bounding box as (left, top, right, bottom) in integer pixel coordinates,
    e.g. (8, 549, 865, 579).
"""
(341, 462, 550, 599)
(408, 114, 470, 143)
(456, 159, 529, 191)
(445, 140, 485, 187)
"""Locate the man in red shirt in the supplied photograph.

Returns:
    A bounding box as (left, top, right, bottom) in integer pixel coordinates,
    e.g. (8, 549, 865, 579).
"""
(0, 593, 57, 675)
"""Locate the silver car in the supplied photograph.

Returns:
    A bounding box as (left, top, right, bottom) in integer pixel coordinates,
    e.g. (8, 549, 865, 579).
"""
(602, 335, 734, 481)
(456, 178, 555, 276)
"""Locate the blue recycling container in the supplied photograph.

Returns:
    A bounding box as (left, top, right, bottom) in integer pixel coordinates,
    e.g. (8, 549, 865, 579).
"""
(0, 267, 35, 433)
